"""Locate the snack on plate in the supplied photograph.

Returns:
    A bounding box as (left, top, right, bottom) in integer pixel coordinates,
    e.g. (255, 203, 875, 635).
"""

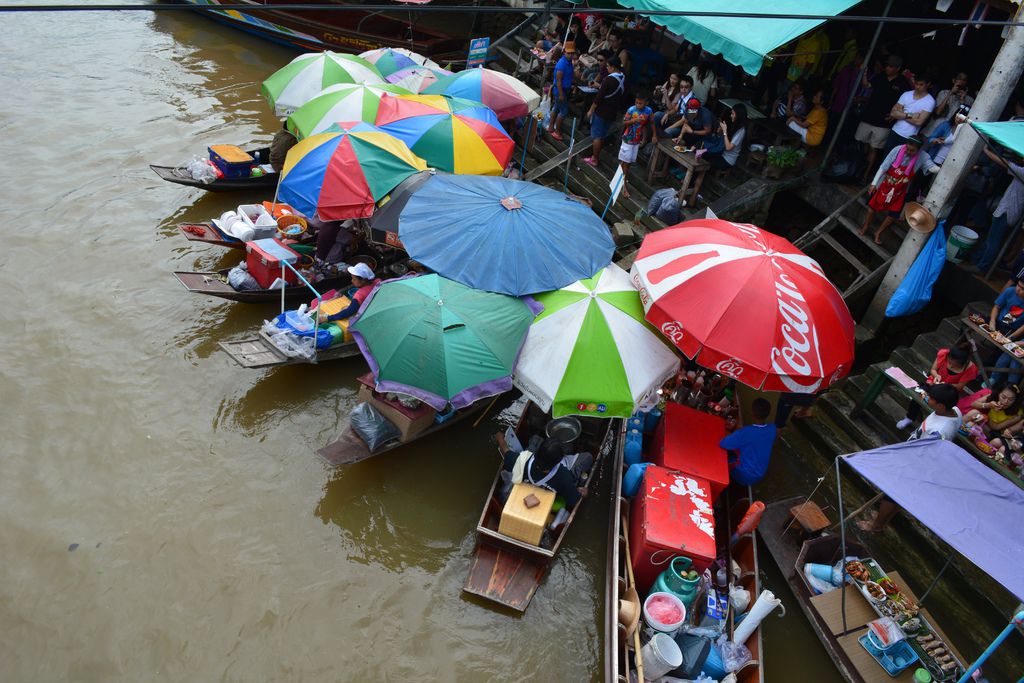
(968, 313, 985, 324)
(845, 560, 869, 582)
(900, 617, 921, 633)
(878, 577, 900, 595)
(864, 581, 886, 601)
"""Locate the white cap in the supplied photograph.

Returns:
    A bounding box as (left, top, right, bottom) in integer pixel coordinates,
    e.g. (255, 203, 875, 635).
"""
(347, 262, 375, 280)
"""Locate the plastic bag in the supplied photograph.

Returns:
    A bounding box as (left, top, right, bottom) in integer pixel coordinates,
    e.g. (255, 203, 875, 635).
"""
(228, 264, 260, 291)
(717, 635, 752, 673)
(866, 617, 905, 649)
(186, 156, 217, 183)
(261, 320, 316, 361)
(350, 402, 401, 451)
(885, 221, 946, 318)
(728, 585, 751, 614)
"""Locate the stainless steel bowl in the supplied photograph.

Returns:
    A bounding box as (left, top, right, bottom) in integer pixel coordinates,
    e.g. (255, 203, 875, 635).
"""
(545, 416, 581, 446)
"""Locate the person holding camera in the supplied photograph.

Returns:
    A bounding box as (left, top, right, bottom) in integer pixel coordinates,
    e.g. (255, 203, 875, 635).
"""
(923, 72, 973, 136)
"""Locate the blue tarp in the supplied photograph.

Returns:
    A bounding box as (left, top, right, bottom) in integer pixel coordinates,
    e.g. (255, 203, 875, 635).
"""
(843, 439, 1024, 600)
(617, 0, 861, 76)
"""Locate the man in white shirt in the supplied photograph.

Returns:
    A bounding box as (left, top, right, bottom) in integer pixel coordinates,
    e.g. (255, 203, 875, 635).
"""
(885, 74, 935, 155)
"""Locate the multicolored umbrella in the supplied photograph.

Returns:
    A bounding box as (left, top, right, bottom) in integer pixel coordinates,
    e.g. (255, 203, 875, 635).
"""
(261, 51, 384, 116)
(513, 265, 680, 418)
(286, 83, 411, 139)
(422, 68, 540, 120)
(350, 274, 535, 410)
(386, 173, 614, 295)
(278, 122, 427, 220)
(358, 47, 443, 77)
(374, 94, 514, 175)
(629, 219, 855, 394)
(386, 66, 452, 93)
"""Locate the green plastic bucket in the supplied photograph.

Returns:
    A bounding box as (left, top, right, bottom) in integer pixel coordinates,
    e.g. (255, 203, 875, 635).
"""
(946, 225, 979, 264)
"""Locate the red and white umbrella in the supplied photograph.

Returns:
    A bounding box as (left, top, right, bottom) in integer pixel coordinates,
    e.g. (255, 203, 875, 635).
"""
(629, 219, 855, 394)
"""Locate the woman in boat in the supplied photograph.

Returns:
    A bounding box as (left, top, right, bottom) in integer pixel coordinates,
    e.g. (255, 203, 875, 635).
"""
(498, 435, 593, 507)
(269, 121, 297, 173)
(318, 262, 381, 323)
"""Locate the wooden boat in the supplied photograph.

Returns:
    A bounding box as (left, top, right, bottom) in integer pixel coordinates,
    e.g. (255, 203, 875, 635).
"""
(173, 268, 352, 304)
(316, 387, 490, 466)
(759, 497, 967, 683)
(463, 401, 616, 612)
(605, 426, 764, 683)
(150, 147, 278, 192)
(220, 329, 361, 369)
(176, 221, 316, 250)
(178, 0, 468, 60)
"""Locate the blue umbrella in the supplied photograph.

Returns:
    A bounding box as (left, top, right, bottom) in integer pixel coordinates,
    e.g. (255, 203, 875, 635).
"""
(389, 174, 615, 296)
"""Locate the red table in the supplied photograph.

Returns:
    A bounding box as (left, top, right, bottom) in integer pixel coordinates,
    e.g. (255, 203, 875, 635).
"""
(650, 402, 730, 500)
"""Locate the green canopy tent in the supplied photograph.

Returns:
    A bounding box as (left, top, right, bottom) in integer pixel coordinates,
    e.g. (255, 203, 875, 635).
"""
(616, 0, 861, 75)
(972, 120, 1024, 157)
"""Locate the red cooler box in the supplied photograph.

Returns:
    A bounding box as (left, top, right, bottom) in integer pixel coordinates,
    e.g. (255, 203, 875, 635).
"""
(629, 464, 717, 595)
(651, 402, 730, 500)
(245, 238, 300, 288)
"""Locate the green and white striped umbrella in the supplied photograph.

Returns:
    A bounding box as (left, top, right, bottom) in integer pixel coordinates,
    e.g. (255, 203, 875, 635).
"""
(261, 51, 385, 116)
(513, 264, 680, 418)
(286, 83, 411, 139)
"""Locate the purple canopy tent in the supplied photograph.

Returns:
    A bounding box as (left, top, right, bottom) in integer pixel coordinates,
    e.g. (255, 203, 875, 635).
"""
(836, 438, 1024, 682)
(841, 438, 1024, 601)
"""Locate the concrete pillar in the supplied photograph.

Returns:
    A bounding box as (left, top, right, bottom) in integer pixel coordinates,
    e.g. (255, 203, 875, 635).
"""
(861, 5, 1024, 333)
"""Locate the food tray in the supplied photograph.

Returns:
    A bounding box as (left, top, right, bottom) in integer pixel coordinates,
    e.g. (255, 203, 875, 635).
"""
(859, 633, 919, 677)
(845, 559, 963, 681)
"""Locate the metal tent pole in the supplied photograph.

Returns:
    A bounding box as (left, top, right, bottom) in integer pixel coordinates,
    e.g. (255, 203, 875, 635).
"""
(836, 456, 849, 635)
(919, 552, 955, 605)
(957, 610, 1024, 683)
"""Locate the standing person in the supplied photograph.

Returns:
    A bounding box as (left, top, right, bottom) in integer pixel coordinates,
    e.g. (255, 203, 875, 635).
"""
(687, 58, 717, 104)
(858, 383, 961, 533)
(786, 86, 828, 147)
(582, 55, 625, 167)
(653, 74, 693, 137)
(970, 147, 1024, 273)
(719, 398, 777, 487)
(547, 41, 577, 141)
(616, 92, 653, 199)
(318, 263, 381, 322)
(854, 55, 907, 180)
(885, 73, 936, 154)
(669, 97, 714, 147)
(608, 30, 631, 83)
(706, 104, 748, 170)
(859, 136, 938, 244)
(923, 72, 973, 136)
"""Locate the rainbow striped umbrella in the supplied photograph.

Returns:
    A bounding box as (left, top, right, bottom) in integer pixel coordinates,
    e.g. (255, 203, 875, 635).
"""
(386, 66, 452, 93)
(422, 68, 540, 120)
(358, 47, 443, 77)
(278, 122, 427, 220)
(286, 83, 411, 140)
(261, 52, 384, 116)
(373, 94, 514, 176)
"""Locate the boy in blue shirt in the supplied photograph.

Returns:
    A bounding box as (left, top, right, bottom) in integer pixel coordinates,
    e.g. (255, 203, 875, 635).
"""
(617, 92, 653, 200)
(547, 42, 577, 141)
(720, 398, 777, 487)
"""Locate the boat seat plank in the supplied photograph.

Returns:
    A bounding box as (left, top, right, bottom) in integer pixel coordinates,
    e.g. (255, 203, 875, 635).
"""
(810, 585, 877, 636)
(837, 630, 918, 683)
(316, 428, 374, 466)
(218, 339, 288, 368)
(789, 501, 831, 534)
(463, 540, 546, 612)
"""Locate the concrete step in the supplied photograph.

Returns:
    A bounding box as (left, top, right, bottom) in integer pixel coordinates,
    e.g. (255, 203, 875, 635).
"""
(817, 388, 896, 452)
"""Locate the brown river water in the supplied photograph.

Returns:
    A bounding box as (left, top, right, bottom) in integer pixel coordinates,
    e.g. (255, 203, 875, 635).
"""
(0, 5, 843, 681)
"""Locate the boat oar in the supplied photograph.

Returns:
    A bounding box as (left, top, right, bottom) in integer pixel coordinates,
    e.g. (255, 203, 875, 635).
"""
(621, 513, 644, 681)
(472, 395, 502, 429)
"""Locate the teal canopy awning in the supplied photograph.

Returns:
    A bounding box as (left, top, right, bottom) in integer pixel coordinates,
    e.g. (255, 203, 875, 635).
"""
(972, 121, 1024, 157)
(617, 1, 861, 76)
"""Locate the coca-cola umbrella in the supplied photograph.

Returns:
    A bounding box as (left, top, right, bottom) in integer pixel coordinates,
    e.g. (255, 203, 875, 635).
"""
(629, 219, 855, 394)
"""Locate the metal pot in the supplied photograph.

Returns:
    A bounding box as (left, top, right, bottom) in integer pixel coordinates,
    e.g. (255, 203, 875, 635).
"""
(545, 416, 581, 447)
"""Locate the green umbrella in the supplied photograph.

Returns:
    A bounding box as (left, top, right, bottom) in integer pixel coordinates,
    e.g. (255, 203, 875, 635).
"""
(261, 51, 384, 116)
(350, 275, 534, 410)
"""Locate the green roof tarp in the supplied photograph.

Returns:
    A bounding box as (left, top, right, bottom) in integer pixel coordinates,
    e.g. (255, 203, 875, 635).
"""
(972, 121, 1024, 157)
(617, 0, 861, 76)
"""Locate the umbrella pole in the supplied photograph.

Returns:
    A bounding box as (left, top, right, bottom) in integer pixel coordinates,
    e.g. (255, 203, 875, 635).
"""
(471, 395, 501, 428)
(563, 116, 577, 193)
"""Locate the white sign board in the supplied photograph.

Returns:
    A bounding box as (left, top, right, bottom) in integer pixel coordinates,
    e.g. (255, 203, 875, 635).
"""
(609, 164, 625, 206)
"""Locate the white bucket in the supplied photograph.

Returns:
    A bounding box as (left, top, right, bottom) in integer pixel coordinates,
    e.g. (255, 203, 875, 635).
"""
(946, 225, 979, 264)
(640, 632, 683, 681)
(641, 592, 686, 642)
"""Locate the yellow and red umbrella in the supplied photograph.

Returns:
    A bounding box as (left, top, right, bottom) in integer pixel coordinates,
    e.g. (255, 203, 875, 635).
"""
(374, 94, 514, 176)
(278, 122, 427, 220)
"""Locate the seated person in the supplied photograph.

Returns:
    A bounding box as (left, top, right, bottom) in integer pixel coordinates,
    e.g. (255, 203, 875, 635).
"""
(498, 434, 594, 508)
(654, 74, 694, 138)
(668, 97, 714, 147)
(269, 123, 297, 173)
(961, 381, 1024, 441)
(786, 86, 828, 147)
(988, 279, 1024, 384)
(895, 346, 977, 431)
(773, 79, 807, 119)
(719, 398, 777, 486)
(317, 262, 381, 323)
(704, 104, 748, 170)
(579, 49, 610, 90)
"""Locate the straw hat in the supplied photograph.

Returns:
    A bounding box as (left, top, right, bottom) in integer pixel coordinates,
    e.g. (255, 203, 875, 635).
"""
(618, 586, 641, 636)
(903, 201, 937, 234)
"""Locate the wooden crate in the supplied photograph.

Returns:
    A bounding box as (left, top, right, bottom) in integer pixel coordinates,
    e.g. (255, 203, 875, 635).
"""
(499, 483, 555, 546)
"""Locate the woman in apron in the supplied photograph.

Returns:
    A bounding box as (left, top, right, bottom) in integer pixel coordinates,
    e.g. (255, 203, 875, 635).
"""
(859, 135, 938, 244)
(500, 438, 594, 508)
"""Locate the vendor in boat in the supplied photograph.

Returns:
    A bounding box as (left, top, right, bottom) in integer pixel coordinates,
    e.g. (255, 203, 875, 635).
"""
(318, 262, 381, 323)
(496, 433, 593, 507)
(719, 398, 777, 486)
(269, 121, 297, 173)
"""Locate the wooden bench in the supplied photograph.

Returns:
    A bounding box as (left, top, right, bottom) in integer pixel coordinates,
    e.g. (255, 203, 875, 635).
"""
(789, 500, 831, 536)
